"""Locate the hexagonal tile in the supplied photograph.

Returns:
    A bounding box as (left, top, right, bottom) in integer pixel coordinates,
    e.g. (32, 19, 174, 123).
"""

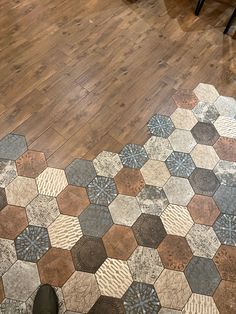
(0, 134, 27, 160)
(189, 168, 219, 196)
(214, 95, 236, 118)
(213, 280, 236, 314)
(157, 235, 192, 271)
(79, 204, 113, 237)
(0, 238, 17, 276)
(0, 159, 17, 188)
(171, 108, 197, 130)
(88, 296, 124, 313)
(213, 214, 236, 246)
(119, 144, 148, 169)
(154, 269, 191, 310)
(144, 136, 173, 161)
(137, 185, 169, 216)
(102, 224, 137, 260)
(26, 194, 60, 227)
(109, 195, 141, 227)
(132, 213, 166, 248)
(123, 282, 161, 313)
(193, 83, 219, 103)
(0, 216, 14, 243)
(0, 278, 4, 303)
(127, 246, 163, 284)
(87, 176, 117, 206)
(213, 185, 236, 215)
(93, 151, 123, 177)
(165, 152, 195, 178)
(182, 294, 219, 314)
(114, 168, 145, 197)
(192, 101, 219, 124)
(141, 160, 170, 187)
(0, 188, 7, 210)
(71, 236, 107, 273)
(147, 114, 175, 138)
(36, 167, 68, 197)
(37, 247, 75, 287)
(16, 150, 47, 178)
(163, 177, 194, 206)
(187, 195, 220, 226)
(168, 129, 196, 153)
(191, 122, 219, 146)
(185, 256, 221, 296)
(0, 299, 27, 313)
(190, 144, 219, 170)
(172, 89, 198, 109)
(95, 258, 132, 298)
(213, 245, 236, 282)
(65, 159, 96, 187)
(161, 204, 194, 237)
(159, 309, 181, 314)
(214, 116, 236, 139)
(62, 271, 100, 313)
(186, 224, 220, 258)
(15, 225, 50, 262)
(2, 260, 40, 301)
(214, 160, 236, 187)
(48, 214, 82, 249)
(214, 137, 236, 162)
(57, 185, 90, 216)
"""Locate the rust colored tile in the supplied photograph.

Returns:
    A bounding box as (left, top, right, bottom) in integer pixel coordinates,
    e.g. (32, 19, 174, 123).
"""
(16, 150, 47, 178)
(213, 280, 236, 314)
(157, 235, 193, 271)
(214, 137, 236, 162)
(37, 247, 75, 287)
(114, 168, 145, 197)
(188, 195, 220, 226)
(172, 89, 198, 109)
(102, 225, 137, 260)
(0, 205, 28, 239)
(0, 277, 4, 303)
(57, 185, 90, 216)
(213, 245, 236, 282)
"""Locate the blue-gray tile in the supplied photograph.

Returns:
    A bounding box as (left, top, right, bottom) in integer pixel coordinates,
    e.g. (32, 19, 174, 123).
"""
(165, 152, 195, 178)
(87, 176, 117, 206)
(147, 114, 175, 138)
(119, 144, 148, 169)
(0, 134, 27, 160)
(65, 159, 96, 187)
(213, 214, 236, 246)
(213, 185, 236, 215)
(213, 160, 236, 187)
(189, 168, 220, 196)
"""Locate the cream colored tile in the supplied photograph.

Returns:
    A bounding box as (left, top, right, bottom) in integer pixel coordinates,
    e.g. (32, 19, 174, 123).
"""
(214, 96, 236, 118)
(171, 108, 197, 130)
(144, 136, 173, 161)
(141, 160, 170, 187)
(214, 116, 236, 139)
(168, 129, 196, 153)
(190, 144, 219, 170)
(163, 177, 194, 206)
(182, 294, 219, 314)
(0, 238, 17, 276)
(194, 83, 219, 103)
(93, 151, 123, 177)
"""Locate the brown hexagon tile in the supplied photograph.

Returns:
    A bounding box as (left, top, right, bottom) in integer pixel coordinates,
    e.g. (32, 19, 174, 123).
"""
(88, 296, 125, 314)
(213, 245, 236, 282)
(187, 195, 220, 226)
(102, 225, 137, 260)
(0, 205, 28, 239)
(0, 277, 4, 303)
(0, 188, 7, 211)
(37, 247, 75, 287)
(16, 150, 47, 178)
(71, 236, 107, 273)
(57, 185, 90, 216)
(172, 89, 198, 109)
(214, 137, 236, 162)
(157, 235, 193, 271)
(114, 168, 145, 197)
(213, 280, 236, 314)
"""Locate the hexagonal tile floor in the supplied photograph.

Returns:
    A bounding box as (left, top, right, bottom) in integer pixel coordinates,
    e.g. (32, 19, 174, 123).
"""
(0, 83, 235, 313)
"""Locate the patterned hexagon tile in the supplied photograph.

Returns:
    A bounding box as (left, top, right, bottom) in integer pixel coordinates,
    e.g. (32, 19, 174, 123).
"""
(0, 299, 27, 313)
(213, 280, 236, 314)
(214, 137, 236, 162)
(213, 214, 236, 246)
(93, 151, 123, 177)
(189, 168, 220, 197)
(190, 144, 219, 170)
(140, 160, 170, 187)
(87, 176, 117, 205)
(88, 296, 125, 313)
(159, 309, 181, 314)
(127, 246, 163, 284)
(214, 95, 236, 118)
(0, 238, 17, 276)
(213, 185, 236, 215)
(182, 294, 219, 314)
(170, 108, 197, 130)
(147, 114, 175, 138)
(192, 101, 219, 124)
(95, 258, 133, 298)
(213, 245, 236, 282)
(165, 152, 195, 178)
(0, 159, 17, 188)
(119, 144, 148, 169)
(168, 129, 197, 153)
(193, 83, 219, 103)
(172, 89, 198, 109)
(214, 160, 236, 187)
(191, 122, 219, 146)
(154, 269, 192, 310)
(163, 177, 194, 206)
(114, 168, 145, 197)
(214, 116, 236, 139)
(0, 188, 8, 211)
(65, 159, 96, 187)
(0, 134, 27, 160)
(16, 150, 47, 178)
(144, 136, 173, 161)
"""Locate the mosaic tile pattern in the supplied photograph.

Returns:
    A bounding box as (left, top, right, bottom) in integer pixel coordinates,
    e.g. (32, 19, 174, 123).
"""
(0, 83, 235, 313)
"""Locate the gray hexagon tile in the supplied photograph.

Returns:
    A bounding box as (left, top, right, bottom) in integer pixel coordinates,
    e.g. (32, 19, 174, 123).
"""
(168, 129, 196, 153)
(119, 144, 148, 169)
(213, 214, 236, 246)
(141, 160, 170, 187)
(159, 309, 181, 314)
(191, 122, 219, 146)
(0, 188, 7, 210)
(0, 238, 17, 276)
(214, 160, 236, 187)
(214, 96, 236, 118)
(86, 176, 117, 205)
(0, 299, 27, 313)
(192, 101, 219, 124)
(182, 294, 219, 314)
(0, 159, 17, 188)
(193, 83, 219, 103)
(147, 114, 175, 138)
(144, 136, 173, 161)
(213, 185, 236, 215)
(65, 159, 96, 187)
(214, 116, 236, 139)
(93, 151, 123, 177)
(163, 177, 194, 206)
(191, 144, 219, 170)
(171, 108, 197, 130)
(165, 152, 195, 178)
(189, 168, 220, 197)
(0, 134, 27, 161)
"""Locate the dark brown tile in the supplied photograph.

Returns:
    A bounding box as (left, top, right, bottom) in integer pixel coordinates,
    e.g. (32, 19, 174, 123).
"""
(0, 277, 4, 303)
(0, 188, 7, 211)
(57, 185, 90, 216)
(16, 150, 47, 178)
(172, 89, 198, 109)
(157, 235, 193, 271)
(89, 296, 125, 314)
(189, 168, 220, 197)
(0, 205, 28, 239)
(37, 247, 75, 287)
(191, 122, 219, 146)
(213, 280, 236, 314)
(213, 245, 236, 282)
(187, 195, 220, 226)
(114, 168, 145, 197)
(214, 137, 236, 162)
(102, 224, 137, 260)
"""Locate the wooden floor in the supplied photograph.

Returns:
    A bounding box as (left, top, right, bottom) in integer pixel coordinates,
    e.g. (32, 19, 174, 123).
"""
(0, 0, 235, 167)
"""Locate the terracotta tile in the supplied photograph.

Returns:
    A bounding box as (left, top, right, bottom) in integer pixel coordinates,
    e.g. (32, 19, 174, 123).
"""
(88, 296, 125, 314)
(114, 168, 145, 196)
(0, 205, 28, 239)
(213, 245, 236, 282)
(158, 235, 192, 271)
(38, 247, 75, 287)
(188, 195, 220, 226)
(214, 137, 236, 162)
(16, 150, 47, 178)
(0, 277, 4, 303)
(102, 224, 137, 260)
(172, 89, 198, 109)
(213, 280, 236, 314)
(57, 185, 90, 216)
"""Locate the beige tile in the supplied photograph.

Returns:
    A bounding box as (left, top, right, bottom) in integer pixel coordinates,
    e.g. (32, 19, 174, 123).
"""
(0, 159, 17, 188)
(163, 177, 194, 206)
(93, 151, 123, 178)
(214, 96, 236, 118)
(182, 294, 219, 314)
(144, 136, 173, 161)
(168, 129, 196, 153)
(141, 160, 170, 187)
(214, 116, 236, 139)
(0, 238, 17, 276)
(171, 108, 197, 130)
(190, 145, 219, 170)
(193, 83, 219, 103)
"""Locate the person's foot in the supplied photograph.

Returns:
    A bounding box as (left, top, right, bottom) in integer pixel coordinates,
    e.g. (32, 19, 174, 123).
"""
(33, 284, 59, 314)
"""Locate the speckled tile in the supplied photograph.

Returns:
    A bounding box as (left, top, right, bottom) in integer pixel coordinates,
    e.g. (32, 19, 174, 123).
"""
(16, 150, 47, 178)
(191, 122, 219, 145)
(193, 83, 219, 103)
(213, 185, 236, 215)
(114, 168, 145, 197)
(48, 214, 82, 250)
(127, 246, 163, 284)
(214, 160, 236, 187)
(213, 214, 236, 246)
(87, 176, 117, 205)
(189, 168, 220, 196)
(119, 144, 148, 169)
(213, 245, 236, 282)
(0, 277, 4, 303)
(214, 116, 236, 139)
(95, 258, 132, 298)
(168, 129, 197, 153)
(182, 294, 219, 314)
(172, 89, 198, 109)
(141, 160, 170, 187)
(214, 96, 236, 118)
(147, 114, 175, 138)
(161, 204, 194, 237)
(144, 136, 173, 161)
(191, 144, 219, 170)
(0, 134, 27, 161)
(165, 152, 195, 178)
(163, 177, 194, 206)
(192, 102, 219, 124)
(0, 299, 27, 313)
(93, 151, 123, 177)
(65, 159, 96, 187)
(159, 309, 181, 314)
(214, 137, 236, 162)
(171, 108, 197, 130)
(213, 280, 236, 314)
(88, 296, 125, 314)
(0, 238, 17, 276)
(0, 159, 17, 188)
(154, 269, 191, 310)
(0, 188, 7, 210)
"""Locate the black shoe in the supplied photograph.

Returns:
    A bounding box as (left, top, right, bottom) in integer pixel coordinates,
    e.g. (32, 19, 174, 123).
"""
(33, 284, 59, 314)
